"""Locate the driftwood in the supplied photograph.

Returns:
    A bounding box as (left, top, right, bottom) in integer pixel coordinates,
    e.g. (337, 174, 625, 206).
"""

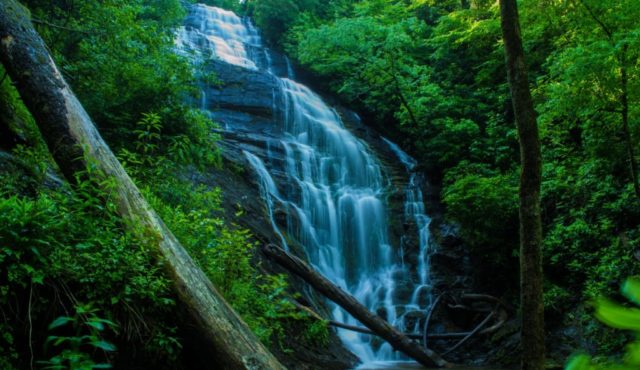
(262, 244, 450, 368)
(0, 2, 285, 369)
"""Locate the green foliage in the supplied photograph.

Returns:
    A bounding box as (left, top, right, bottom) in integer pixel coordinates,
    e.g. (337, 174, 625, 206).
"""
(247, 0, 349, 47)
(119, 109, 221, 174)
(113, 110, 309, 346)
(293, 11, 428, 122)
(2, 0, 304, 365)
(144, 175, 305, 345)
(443, 167, 519, 262)
(304, 320, 330, 347)
(566, 278, 640, 370)
(133, 112, 163, 159)
(23, 0, 194, 138)
(0, 161, 179, 367)
(40, 304, 118, 370)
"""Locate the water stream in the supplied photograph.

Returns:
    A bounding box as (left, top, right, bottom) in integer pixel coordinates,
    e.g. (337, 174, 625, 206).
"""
(177, 4, 435, 365)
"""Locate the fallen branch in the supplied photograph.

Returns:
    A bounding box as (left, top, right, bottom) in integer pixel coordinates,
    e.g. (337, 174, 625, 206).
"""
(442, 310, 495, 356)
(262, 244, 450, 368)
(327, 320, 485, 340)
(424, 294, 444, 350)
(31, 18, 92, 35)
(291, 300, 481, 340)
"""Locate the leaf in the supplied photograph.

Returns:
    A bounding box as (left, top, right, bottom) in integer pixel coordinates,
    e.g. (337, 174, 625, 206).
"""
(48, 316, 73, 330)
(96, 318, 118, 328)
(565, 354, 592, 370)
(594, 298, 640, 331)
(624, 340, 640, 365)
(92, 363, 113, 369)
(86, 321, 105, 331)
(31, 271, 45, 285)
(53, 337, 69, 346)
(75, 243, 92, 250)
(622, 278, 640, 306)
(91, 340, 117, 352)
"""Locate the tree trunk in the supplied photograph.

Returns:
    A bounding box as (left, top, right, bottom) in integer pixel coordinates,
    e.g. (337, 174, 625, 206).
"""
(0, 2, 285, 369)
(498, 1, 545, 370)
(262, 244, 450, 368)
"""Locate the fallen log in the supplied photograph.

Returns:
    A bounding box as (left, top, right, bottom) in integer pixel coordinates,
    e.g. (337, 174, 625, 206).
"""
(0, 2, 285, 369)
(327, 320, 489, 340)
(424, 294, 444, 350)
(262, 244, 450, 368)
(291, 298, 502, 341)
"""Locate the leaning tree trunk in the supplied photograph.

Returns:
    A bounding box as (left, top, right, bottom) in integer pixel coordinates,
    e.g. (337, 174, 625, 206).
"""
(0, 2, 285, 369)
(499, 1, 545, 370)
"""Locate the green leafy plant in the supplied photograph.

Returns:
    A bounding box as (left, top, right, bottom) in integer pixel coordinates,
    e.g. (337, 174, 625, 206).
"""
(304, 320, 330, 347)
(144, 177, 307, 347)
(0, 162, 179, 368)
(133, 112, 162, 160)
(566, 278, 640, 370)
(40, 304, 117, 370)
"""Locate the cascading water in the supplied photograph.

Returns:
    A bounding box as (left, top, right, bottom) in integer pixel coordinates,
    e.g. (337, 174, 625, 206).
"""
(382, 139, 434, 319)
(177, 4, 435, 366)
(175, 4, 262, 69)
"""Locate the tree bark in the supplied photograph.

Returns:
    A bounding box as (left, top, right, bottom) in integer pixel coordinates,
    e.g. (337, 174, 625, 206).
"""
(498, 1, 545, 370)
(262, 244, 450, 368)
(0, 2, 285, 369)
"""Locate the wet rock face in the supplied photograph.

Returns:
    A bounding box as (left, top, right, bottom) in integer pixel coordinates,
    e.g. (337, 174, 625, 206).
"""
(203, 60, 281, 120)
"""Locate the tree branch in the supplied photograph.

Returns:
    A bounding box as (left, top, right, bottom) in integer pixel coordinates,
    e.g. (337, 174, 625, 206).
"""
(31, 17, 92, 35)
(576, 0, 614, 41)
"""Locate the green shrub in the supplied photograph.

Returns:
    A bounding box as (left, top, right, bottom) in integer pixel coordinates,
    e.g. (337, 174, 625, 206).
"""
(145, 177, 306, 346)
(0, 174, 179, 368)
(443, 166, 519, 263)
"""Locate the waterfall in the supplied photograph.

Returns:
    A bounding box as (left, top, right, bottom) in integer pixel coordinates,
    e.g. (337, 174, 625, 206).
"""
(177, 4, 434, 365)
(382, 138, 433, 311)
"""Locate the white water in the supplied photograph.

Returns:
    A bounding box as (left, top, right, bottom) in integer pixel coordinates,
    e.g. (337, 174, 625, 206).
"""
(178, 5, 435, 365)
(175, 4, 260, 69)
(382, 138, 434, 314)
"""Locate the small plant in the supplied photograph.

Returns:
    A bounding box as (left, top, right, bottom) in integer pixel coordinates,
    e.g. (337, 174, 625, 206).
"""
(304, 319, 330, 347)
(566, 277, 640, 370)
(133, 112, 162, 160)
(40, 304, 118, 370)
